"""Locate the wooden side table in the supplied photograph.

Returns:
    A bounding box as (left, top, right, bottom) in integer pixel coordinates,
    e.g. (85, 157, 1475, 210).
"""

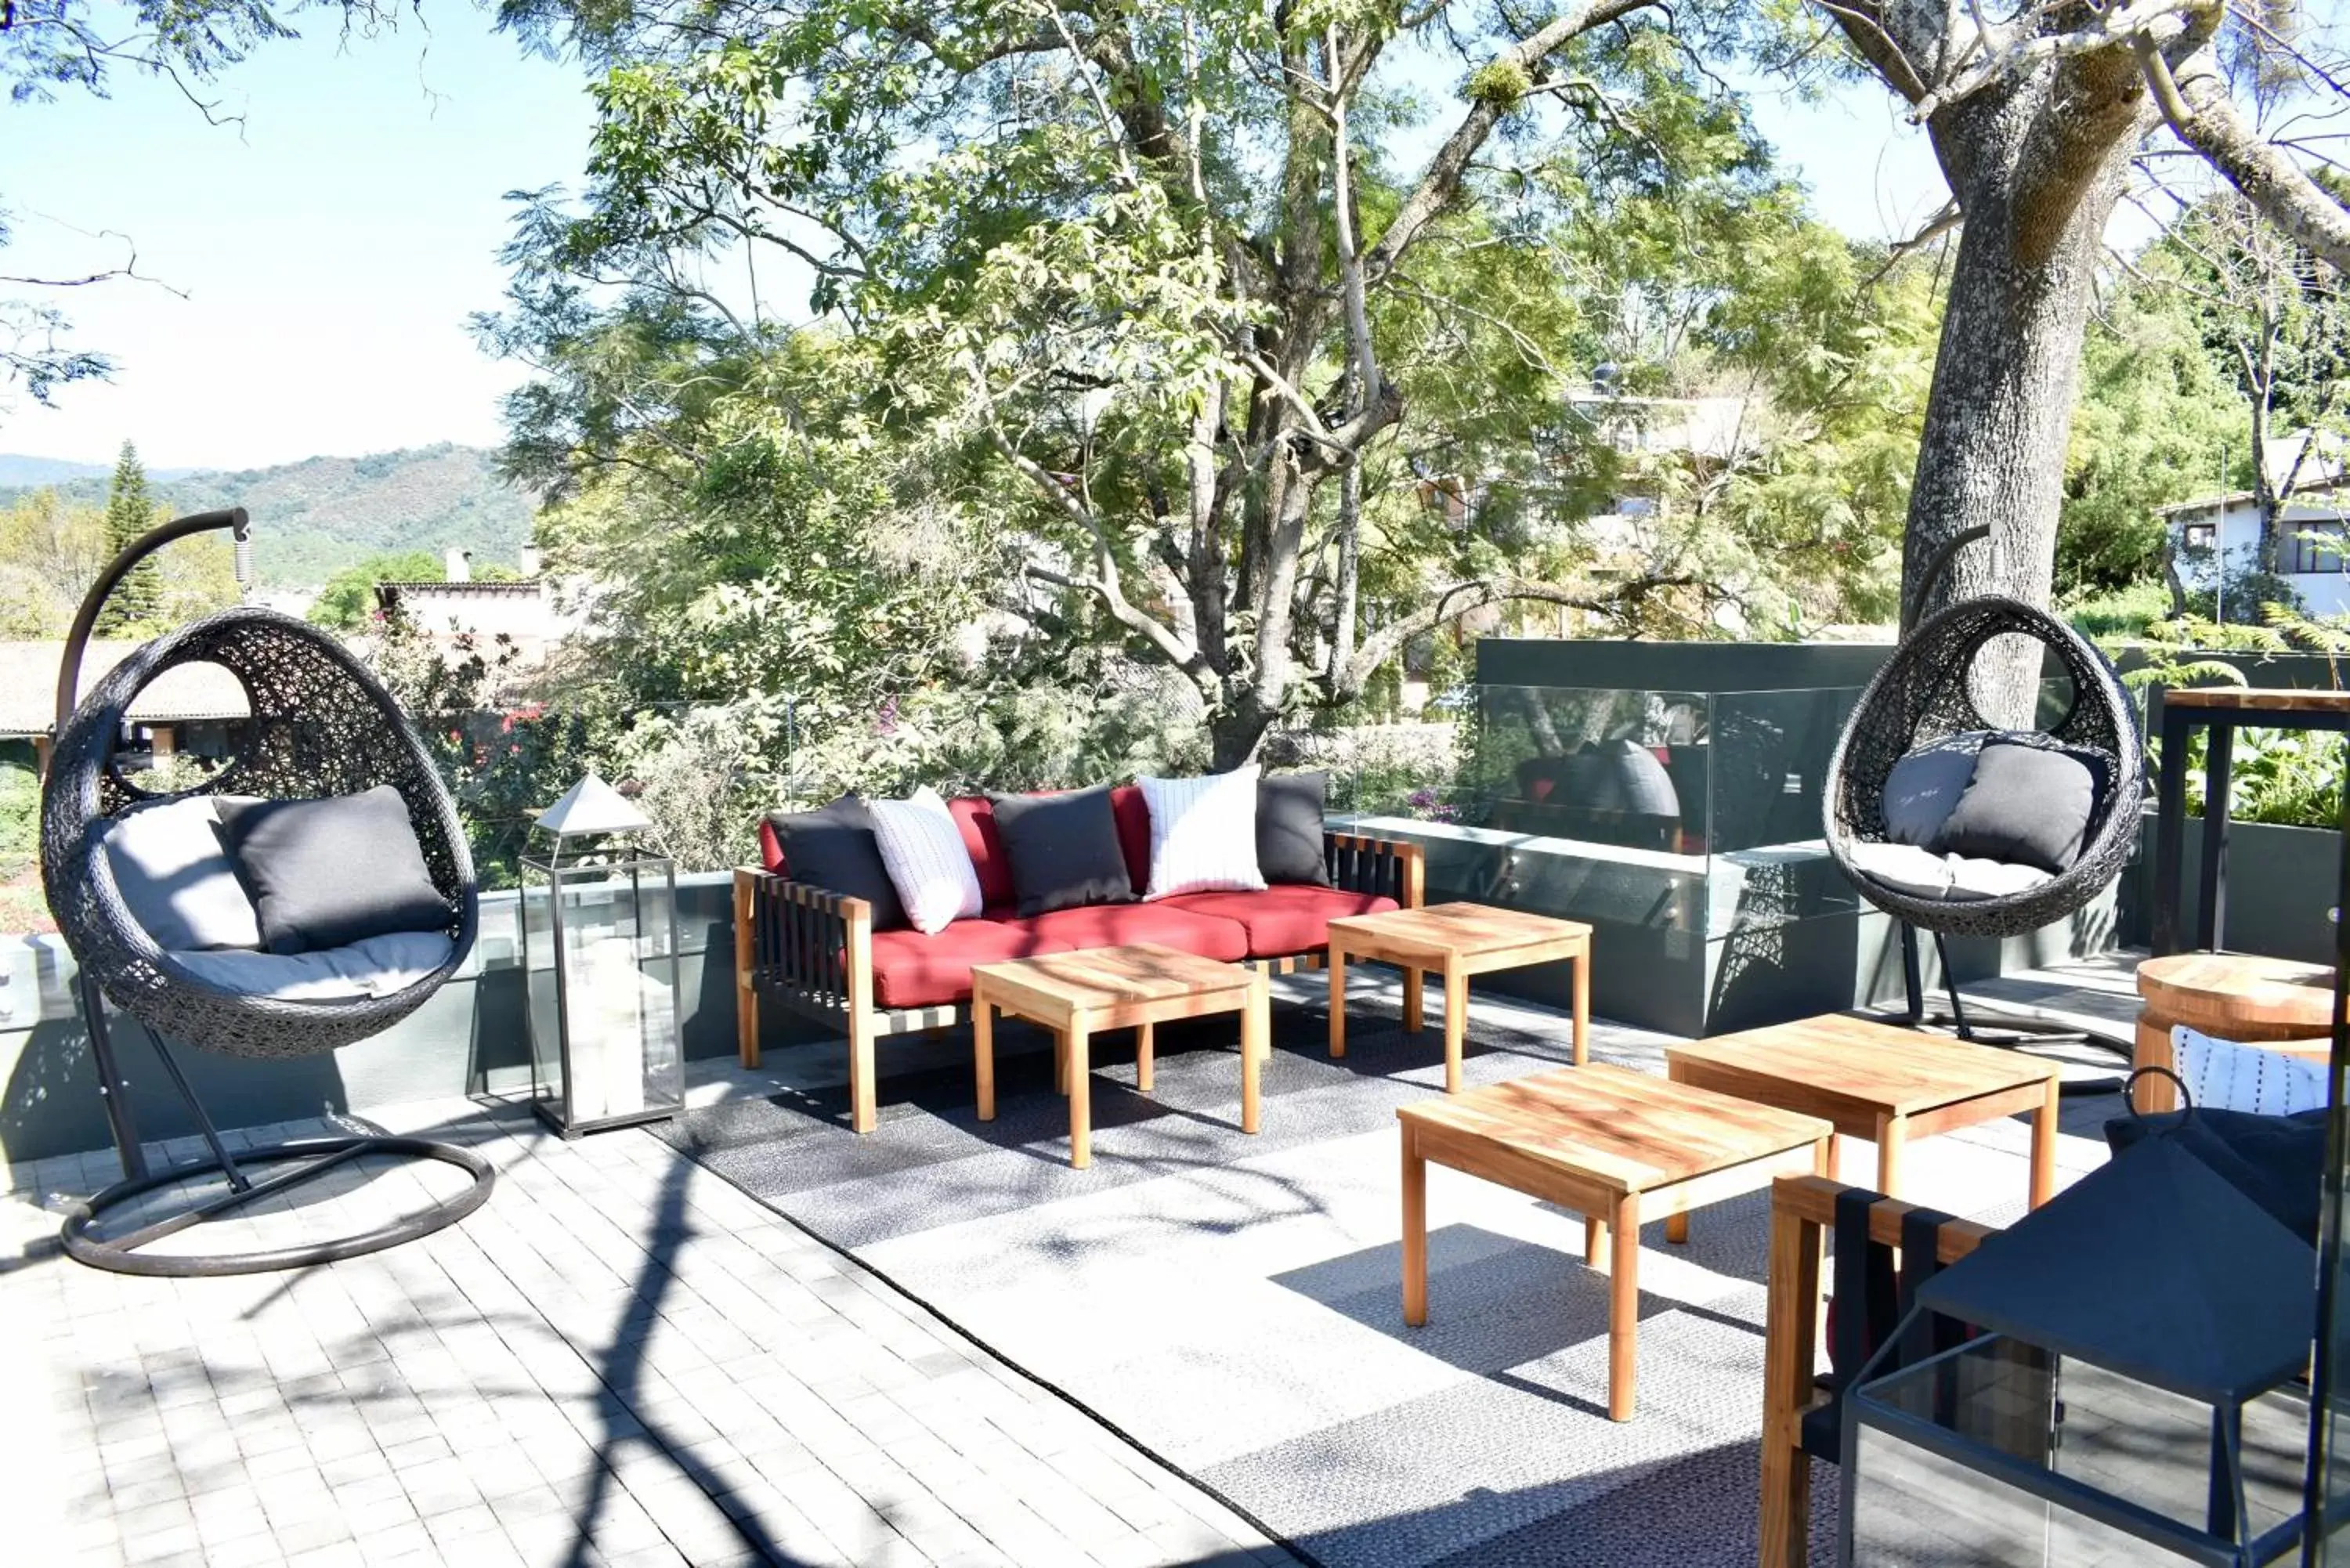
(2133, 952, 2332, 1112)
(971, 943, 1268, 1169)
(1665, 1012, 2060, 1217)
(1328, 902, 1591, 1092)
(1398, 1064, 1830, 1420)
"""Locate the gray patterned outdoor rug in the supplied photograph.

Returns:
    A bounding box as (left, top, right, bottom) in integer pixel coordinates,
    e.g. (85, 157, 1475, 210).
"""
(654, 999, 2075, 1567)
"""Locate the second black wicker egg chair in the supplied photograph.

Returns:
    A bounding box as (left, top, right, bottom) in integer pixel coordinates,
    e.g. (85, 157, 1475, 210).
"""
(1823, 528, 2145, 1058)
(39, 508, 494, 1276)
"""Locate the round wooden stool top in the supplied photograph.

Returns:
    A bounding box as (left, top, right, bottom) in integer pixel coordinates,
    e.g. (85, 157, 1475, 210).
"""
(2136, 952, 2334, 1040)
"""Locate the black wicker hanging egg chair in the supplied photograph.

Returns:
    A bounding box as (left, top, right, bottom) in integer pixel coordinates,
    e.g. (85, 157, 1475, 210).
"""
(1823, 527, 2145, 1057)
(39, 508, 493, 1276)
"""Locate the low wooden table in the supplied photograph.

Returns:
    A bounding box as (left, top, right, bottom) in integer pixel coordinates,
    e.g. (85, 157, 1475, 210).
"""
(1664, 1013, 2060, 1217)
(1398, 1064, 1831, 1421)
(2134, 952, 2333, 1112)
(1328, 902, 1590, 1092)
(971, 943, 1269, 1169)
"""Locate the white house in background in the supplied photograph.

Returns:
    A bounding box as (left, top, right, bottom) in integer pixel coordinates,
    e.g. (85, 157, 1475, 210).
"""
(2163, 431, 2350, 617)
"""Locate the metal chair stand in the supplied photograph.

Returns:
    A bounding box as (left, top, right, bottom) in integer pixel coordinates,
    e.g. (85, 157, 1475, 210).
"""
(57, 1006, 494, 1279)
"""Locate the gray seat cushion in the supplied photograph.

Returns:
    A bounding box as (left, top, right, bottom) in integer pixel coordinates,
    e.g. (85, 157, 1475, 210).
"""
(166, 931, 456, 1001)
(1848, 840, 2052, 902)
(1881, 732, 1988, 847)
(100, 797, 264, 952)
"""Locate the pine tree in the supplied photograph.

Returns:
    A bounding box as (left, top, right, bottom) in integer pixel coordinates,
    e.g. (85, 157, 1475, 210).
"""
(93, 439, 163, 637)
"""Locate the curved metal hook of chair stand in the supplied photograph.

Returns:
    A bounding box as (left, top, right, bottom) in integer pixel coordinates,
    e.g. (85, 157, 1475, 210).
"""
(1904, 522, 1993, 630)
(54, 506, 250, 738)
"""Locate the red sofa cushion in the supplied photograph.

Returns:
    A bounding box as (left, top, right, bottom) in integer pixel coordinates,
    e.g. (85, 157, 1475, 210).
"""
(757, 817, 786, 873)
(947, 796, 1017, 909)
(1108, 783, 1152, 894)
(1007, 901, 1250, 963)
(868, 919, 1071, 1010)
(1161, 887, 1399, 958)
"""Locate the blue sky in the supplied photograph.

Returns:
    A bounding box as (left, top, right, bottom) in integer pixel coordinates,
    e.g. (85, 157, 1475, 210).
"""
(2, 10, 1946, 471)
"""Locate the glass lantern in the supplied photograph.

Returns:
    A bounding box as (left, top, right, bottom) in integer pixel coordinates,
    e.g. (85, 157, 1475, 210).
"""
(1843, 1135, 2319, 1567)
(520, 775, 684, 1136)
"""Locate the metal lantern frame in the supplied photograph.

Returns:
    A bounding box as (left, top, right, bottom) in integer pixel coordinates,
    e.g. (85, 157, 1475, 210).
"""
(519, 826, 685, 1138)
(1838, 1130, 2320, 1568)
(1841, 1328, 2306, 1568)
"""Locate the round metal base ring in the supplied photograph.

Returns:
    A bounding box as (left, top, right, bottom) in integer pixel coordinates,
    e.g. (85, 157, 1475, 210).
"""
(59, 1135, 495, 1277)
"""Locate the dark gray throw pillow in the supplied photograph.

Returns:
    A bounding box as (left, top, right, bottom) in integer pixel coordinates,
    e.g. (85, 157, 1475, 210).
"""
(215, 786, 450, 956)
(1256, 771, 1331, 886)
(764, 797, 907, 930)
(989, 786, 1136, 916)
(1882, 732, 1987, 847)
(1931, 739, 2097, 874)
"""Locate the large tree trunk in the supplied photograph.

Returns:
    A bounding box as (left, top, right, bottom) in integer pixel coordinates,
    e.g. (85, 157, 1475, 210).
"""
(1900, 55, 2154, 723)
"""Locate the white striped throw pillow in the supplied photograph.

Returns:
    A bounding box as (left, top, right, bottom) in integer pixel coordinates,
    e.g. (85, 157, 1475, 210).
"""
(1138, 768, 1267, 901)
(2172, 1025, 2329, 1116)
(866, 786, 985, 935)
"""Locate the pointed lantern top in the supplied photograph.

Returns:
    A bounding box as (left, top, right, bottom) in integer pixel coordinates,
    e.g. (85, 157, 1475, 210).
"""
(534, 772, 653, 839)
(1916, 1134, 2317, 1406)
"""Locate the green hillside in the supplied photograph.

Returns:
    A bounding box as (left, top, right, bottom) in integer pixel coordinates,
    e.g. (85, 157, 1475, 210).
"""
(0, 443, 537, 587)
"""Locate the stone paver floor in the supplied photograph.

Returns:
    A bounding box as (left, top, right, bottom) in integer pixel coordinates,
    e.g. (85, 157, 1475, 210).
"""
(2, 1093, 1297, 1568)
(0, 958, 2142, 1568)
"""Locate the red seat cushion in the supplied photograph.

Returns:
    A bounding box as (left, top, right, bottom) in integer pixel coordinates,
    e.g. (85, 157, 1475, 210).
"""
(1160, 887, 1400, 958)
(1007, 902, 1251, 963)
(947, 796, 1017, 909)
(868, 919, 1071, 1010)
(757, 817, 786, 873)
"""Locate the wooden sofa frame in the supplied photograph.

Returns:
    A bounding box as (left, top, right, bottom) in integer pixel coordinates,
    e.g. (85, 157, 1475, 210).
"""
(733, 829, 1426, 1133)
(1760, 1173, 1998, 1568)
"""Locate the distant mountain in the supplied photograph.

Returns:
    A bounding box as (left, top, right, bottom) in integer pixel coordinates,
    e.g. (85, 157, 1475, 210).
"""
(0, 454, 108, 486)
(0, 443, 537, 587)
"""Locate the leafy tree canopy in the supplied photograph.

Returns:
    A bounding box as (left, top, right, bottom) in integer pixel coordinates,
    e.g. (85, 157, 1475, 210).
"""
(489, 0, 1931, 762)
(307, 548, 446, 630)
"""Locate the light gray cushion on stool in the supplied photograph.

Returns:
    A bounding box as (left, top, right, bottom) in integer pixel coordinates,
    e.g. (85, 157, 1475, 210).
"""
(101, 797, 264, 952)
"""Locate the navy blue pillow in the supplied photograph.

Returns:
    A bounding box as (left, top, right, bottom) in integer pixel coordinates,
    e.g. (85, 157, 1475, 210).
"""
(765, 797, 907, 930)
(989, 786, 1135, 917)
(215, 786, 449, 956)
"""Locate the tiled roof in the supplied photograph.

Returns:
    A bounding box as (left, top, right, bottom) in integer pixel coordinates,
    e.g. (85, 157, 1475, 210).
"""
(0, 640, 254, 738)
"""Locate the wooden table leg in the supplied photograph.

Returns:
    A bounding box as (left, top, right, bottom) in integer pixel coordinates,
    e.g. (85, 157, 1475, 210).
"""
(1067, 1015, 1092, 1169)
(1055, 1028, 1069, 1096)
(1875, 1111, 1906, 1198)
(1585, 1215, 1605, 1267)
(1136, 1021, 1155, 1095)
(974, 995, 996, 1122)
(1608, 1190, 1640, 1421)
(1401, 1125, 1428, 1326)
(1443, 965, 1468, 1093)
(1241, 977, 1267, 1135)
(2029, 1075, 2059, 1209)
(1665, 1209, 1689, 1245)
(1571, 940, 1589, 1068)
(1328, 941, 1348, 1059)
(1403, 966, 1425, 1034)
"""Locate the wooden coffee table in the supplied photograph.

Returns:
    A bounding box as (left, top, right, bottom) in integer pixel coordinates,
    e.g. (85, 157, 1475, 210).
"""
(971, 943, 1270, 1169)
(1664, 1013, 2060, 1221)
(1328, 902, 1591, 1092)
(1399, 1064, 1830, 1420)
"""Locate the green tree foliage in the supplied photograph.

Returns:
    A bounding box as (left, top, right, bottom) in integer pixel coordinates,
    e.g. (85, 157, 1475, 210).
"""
(92, 440, 163, 636)
(490, 0, 1930, 763)
(2059, 269, 2251, 597)
(308, 549, 446, 630)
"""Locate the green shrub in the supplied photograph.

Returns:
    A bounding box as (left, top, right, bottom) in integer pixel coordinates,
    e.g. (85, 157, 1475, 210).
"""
(2063, 580, 2171, 640)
